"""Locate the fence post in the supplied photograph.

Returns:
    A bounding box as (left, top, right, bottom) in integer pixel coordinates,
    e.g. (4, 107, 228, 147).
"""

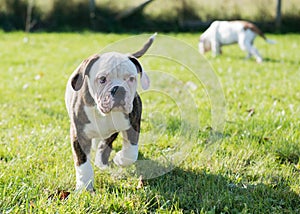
(25, 0, 34, 32)
(89, 0, 96, 30)
(275, 0, 282, 31)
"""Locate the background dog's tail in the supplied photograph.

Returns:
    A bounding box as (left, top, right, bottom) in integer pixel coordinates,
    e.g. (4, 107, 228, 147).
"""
(132, 32, 157, 58)
(265, 38, 276, 44)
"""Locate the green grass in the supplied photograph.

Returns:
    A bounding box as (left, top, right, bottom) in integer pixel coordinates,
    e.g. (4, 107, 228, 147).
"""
(0, 31, 300, 213)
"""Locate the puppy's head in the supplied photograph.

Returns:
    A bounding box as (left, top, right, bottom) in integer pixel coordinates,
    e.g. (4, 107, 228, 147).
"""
(92, 52, 149, 114)
(70, 33, 156, 115)
(198, 38, 211, 54)
(71, 53, 149, 115)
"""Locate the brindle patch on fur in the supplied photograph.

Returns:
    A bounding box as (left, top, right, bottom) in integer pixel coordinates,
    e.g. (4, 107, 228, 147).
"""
(100, 133, 119, 165)
(126, 93, 142, 145)
(70, 56, 100, 164)
(72, 138, 87, 166)
(232, 20, 266, 40)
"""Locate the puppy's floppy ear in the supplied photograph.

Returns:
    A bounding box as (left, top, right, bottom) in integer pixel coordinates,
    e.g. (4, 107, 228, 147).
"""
(71, 54, 100, 91)
(129, 56, 150, 90)
(71, 72, 84, 91)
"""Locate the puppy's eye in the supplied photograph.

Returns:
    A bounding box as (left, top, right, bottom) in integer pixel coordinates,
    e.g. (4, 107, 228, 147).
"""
(129, 76, 136, 82)
(99, 76, 106, 84)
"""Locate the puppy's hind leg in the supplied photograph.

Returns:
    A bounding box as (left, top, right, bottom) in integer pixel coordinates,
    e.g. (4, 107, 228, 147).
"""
(238, 34, 250, 59)
(243, 41, 262, 63)
(239, 31, 263, 63)
(250, 45, 263, 63)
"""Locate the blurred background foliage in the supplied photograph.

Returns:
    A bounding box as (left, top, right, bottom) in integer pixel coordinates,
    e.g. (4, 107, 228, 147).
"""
(0, 0, 299, 33)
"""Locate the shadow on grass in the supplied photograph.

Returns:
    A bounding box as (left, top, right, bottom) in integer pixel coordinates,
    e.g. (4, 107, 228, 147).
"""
(142, 166, 300, 212)
(263, 57, 300, 65)
(132, 150, 300, 212)
(233, 56, 299, 65)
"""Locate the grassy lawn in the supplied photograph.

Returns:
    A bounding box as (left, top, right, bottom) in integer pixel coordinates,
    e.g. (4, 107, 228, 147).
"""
(0, 31, 300, 213)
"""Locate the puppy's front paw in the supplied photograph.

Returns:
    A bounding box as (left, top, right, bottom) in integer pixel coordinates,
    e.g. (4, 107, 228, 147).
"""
(94, 161, 109, 170)
(113, 146, 138, 166)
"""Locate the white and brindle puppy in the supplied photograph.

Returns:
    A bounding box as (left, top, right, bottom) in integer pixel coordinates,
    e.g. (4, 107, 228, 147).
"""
(65, 34, 155, 191)
(199, 20, 275, 63)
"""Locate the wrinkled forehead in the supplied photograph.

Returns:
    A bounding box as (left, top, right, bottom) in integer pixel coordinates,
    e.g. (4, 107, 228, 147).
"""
(90, 52, 137, 77)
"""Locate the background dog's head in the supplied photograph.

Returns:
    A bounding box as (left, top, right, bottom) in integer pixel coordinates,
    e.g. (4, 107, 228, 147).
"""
(70, 34, 155, 115)
(198, 38, 211, 54)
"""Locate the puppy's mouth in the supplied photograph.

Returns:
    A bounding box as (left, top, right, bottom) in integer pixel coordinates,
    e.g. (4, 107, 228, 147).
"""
(97, 100, 132, 115)
(97, 94, 113, 114)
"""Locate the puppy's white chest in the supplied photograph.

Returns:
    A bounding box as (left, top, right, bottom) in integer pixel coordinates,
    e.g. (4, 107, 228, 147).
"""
(83, 106, 130, 139)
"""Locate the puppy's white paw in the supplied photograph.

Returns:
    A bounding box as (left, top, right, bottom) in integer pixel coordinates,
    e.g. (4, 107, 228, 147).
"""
(113, 152, 137, 166)
(95, 161, 109, 170)
(75, 161, 94, 191)
(113, 145, 138, 166)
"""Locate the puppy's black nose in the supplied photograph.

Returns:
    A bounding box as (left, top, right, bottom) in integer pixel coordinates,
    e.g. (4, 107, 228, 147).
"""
(111, 86, 126, 100)
(111, 86, 119, 97)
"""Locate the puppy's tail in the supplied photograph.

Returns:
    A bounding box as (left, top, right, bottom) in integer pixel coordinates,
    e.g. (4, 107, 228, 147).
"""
(265, 38, 276, 44)
(132, 32, 157, 58)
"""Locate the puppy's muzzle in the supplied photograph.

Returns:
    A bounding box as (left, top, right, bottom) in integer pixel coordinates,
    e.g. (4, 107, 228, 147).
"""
(111, 86, 126, 107)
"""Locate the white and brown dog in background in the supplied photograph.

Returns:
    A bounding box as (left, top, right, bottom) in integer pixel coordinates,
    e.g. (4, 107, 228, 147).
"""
(65, 34, 156, 192)
(198, 20, 275, 63)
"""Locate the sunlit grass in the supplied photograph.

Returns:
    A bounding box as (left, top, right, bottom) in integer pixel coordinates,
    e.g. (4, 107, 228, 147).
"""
(0, 32, 299, 213)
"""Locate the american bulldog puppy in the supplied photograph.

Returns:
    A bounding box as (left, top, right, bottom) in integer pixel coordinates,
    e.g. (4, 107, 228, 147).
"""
(199, 20, 275, 63)
(65, 34, 156, 191)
